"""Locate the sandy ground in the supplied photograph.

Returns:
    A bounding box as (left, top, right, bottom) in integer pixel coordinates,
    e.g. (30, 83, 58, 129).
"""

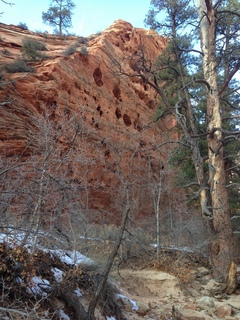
(110, 268, 186, 319)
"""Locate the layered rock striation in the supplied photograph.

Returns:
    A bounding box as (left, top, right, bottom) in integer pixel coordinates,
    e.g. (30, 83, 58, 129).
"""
(0, 20, 178, 223)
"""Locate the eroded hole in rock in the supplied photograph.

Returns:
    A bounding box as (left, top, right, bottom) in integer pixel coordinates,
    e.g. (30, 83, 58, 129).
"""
(97, 105, 103, 117)
(64, 107, 71, 118)
(10, 42, 21, 48)
(112, 84, 122, 101)
(48, 112, 55, 121)
(75, 82, 81, 90)
(104, 150, 110, 157)
(124, 33, 130, 41)
(139, 140, 146, 147)
(147, 100, 155, 109)
(137, 91, 147, 100)
(35, 101, 41, 111)
(134, 119, 142, 132)
(115, 107, 122, 119)
(50, 100, 57, 109)
(123, 113, 132, 127)
(93, 67, 103, 87)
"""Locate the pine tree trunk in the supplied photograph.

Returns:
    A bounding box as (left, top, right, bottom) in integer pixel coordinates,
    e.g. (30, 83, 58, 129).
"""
(198, 0, 236, 290)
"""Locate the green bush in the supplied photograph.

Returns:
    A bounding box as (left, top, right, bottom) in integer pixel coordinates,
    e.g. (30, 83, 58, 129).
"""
(17, 22, 28, 30)
(63, 43, 78, 56)
(21, 38, 47, 61)
(80, 46, 88, 56)
(78, 36, 88, 44)
(4, 59, 35, 73)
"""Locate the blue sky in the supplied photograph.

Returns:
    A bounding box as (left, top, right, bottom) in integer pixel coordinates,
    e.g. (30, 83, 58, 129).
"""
(0, 0, 151, 36)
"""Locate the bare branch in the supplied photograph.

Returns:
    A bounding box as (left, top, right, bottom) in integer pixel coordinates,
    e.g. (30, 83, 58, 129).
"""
(217, 10, 240, 19)
(191, 127, 240, 138)
(194, 78, 211, 91)
(1, 0, 14, 5)
(213, 0, 223, 10)
(0, 306, 47, 319)
(219, 58, 240, 96)
(0, 162, 31, 176)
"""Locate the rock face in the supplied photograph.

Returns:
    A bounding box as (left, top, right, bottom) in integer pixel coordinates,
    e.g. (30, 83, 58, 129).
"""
(0, 21, 179, 224)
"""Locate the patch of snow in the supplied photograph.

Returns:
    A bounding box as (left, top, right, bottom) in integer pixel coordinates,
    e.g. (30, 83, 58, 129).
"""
(150, 244, 195, 253)
(52, 267, 64, 283)
(67, 250, 94, 265)
(106, 317, 116, 320)
(26, 276, 50, 297)
(116, 293, 138, 311)
(0, 228, 26, 245)
(56, 250, 74, 264)
(0, 227, 46, 247)
(15, 276, 23, 284)
(74, 288, 83, 297)
(58, 309, 70, 320)
(45, 248, 93, 266)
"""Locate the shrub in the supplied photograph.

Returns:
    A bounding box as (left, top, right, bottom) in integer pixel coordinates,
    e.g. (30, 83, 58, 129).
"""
(17, 22, 28, 30)
(21, 38, 47, 61)
(2, 49, 11, 56)
(80, 46, 88, 56)
(66, 32, 77, 36)
(63, 43, 78, 56)
(0, 72, 5, 89)
(4, 59, 35, 73)
(78, 36, 88, 44)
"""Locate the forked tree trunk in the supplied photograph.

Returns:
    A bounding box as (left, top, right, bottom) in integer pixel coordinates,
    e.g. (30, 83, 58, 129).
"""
(198, 0, 236, 291)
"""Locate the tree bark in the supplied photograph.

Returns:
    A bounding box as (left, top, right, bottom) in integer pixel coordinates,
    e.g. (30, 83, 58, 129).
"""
(198, 0, 236, 288)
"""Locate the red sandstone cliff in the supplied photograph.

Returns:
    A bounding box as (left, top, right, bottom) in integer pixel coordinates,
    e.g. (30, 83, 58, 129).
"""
(0, 20, 180, 224)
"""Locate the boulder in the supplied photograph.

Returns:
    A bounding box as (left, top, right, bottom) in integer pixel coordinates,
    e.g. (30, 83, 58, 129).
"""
(197, 296, 215, 310)
(136, 301, 150, 316)
(216, 305, 232, 318)
(178, 309, 212, 320)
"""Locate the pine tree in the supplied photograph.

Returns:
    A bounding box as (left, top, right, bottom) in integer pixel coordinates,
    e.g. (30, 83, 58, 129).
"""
(144, 0, 240, 290)
(42, 0, 76, 35)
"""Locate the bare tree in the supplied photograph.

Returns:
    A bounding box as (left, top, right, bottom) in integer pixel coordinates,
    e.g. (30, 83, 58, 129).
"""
(147, 155, 166, 259)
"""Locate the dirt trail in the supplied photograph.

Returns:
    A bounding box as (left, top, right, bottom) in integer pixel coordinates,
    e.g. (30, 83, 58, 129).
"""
(111, 268, 186, 319)
(110, 267, 240, 320)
